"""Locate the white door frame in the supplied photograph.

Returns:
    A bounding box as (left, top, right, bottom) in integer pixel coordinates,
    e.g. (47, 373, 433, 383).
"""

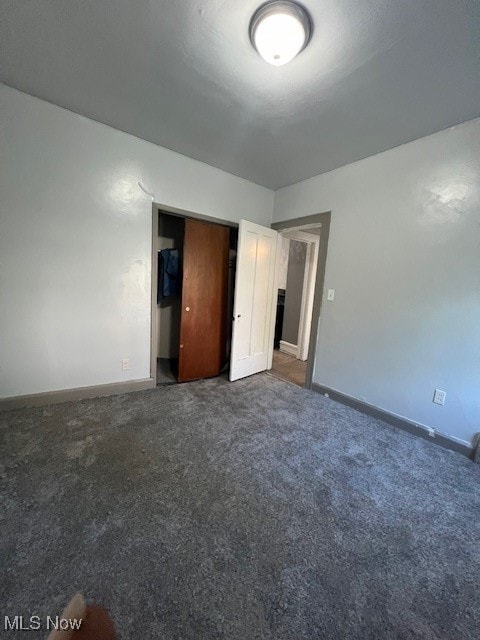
(280, 229, 320, 361)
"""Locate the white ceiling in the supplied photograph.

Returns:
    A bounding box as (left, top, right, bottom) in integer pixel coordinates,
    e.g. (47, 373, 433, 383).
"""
(1, 0, 479, 189)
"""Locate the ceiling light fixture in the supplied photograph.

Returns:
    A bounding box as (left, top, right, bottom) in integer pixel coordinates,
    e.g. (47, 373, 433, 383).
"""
(250, 1, 312, 66)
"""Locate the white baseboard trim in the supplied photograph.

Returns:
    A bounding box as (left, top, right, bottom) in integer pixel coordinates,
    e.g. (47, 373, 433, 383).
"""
(0, 378, 156, 411)
(279, 340, 299, 358)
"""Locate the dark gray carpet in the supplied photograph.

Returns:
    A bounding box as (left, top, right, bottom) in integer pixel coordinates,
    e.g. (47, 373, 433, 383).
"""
(1, 374, 479, 639)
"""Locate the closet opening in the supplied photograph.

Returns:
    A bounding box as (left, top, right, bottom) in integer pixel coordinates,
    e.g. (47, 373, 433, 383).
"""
(156, 212, 184, 384)
(152, 207, 238, 386)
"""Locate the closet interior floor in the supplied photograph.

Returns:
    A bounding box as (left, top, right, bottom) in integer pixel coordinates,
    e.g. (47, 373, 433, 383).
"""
(157, 358, 177, 385)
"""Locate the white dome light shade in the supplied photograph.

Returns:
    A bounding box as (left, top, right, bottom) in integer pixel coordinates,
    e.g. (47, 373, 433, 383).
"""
(250, 2, 312, 66)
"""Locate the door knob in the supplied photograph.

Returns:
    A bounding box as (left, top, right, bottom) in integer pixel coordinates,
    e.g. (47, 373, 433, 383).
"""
(185, 306, 190, 311)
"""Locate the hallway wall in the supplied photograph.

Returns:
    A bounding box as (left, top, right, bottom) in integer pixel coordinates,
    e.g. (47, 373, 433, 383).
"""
(282, 241, 306, 346)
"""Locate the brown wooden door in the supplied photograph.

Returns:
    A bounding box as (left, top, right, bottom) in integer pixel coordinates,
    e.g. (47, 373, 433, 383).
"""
(178, 218, 230, 382)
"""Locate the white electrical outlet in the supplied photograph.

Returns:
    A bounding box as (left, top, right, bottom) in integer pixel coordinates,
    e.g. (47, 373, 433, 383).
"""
(327, 289, 335, 301)
(426, 426, 435, 437)
(433, 389, 446, 406)
(122, 358, 130, 371)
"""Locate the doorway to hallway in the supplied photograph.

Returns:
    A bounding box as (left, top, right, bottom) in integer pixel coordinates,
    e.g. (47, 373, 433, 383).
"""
(269, 215, 330, 388)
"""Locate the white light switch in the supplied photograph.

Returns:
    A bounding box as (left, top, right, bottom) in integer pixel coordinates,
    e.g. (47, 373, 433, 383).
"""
(433, 389, 446, 405)
(327, 289, 335, 301)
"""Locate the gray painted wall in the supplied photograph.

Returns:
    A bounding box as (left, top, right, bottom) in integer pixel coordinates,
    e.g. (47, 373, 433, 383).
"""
(277, 237, 290, 290)
(282, 241, 306, 346)
(0, 84, 273, 398)
(273, 118, 480, 447)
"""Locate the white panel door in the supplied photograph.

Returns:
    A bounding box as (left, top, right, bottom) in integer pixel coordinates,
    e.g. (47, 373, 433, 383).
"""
(230, 219, 278, 381)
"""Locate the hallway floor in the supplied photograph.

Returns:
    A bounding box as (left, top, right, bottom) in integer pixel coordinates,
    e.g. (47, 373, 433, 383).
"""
(269, 349, 307, 387)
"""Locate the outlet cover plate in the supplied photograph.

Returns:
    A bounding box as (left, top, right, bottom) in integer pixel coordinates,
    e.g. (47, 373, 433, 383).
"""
(433, 389, 446, 405)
